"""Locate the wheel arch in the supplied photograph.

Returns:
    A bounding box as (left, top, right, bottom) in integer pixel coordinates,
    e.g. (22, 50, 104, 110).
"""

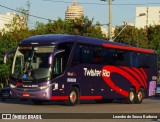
(130, 85, 144, 93)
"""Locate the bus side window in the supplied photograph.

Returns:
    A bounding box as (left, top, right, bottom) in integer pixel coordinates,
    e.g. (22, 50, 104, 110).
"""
(57, 42, 74, 66)
(52, 52, 65, 78)
(102, 48, 116, 65)
(92, 46, 103, 64)
(115, 50, 130, 66)
(72, 45, 81, 65)
(81, 45, 89, 63)
(139, 53, 150, 68)
(132, 52, 140, 68)
(72, 44, 91, 65)
(149, 54, 157, 69)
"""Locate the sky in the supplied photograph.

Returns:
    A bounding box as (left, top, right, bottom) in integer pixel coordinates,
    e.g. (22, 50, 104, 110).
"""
(0, 0, 160, 28)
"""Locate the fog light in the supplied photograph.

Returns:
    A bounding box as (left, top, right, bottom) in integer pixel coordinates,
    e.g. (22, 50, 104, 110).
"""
(42, 93, 46, 97)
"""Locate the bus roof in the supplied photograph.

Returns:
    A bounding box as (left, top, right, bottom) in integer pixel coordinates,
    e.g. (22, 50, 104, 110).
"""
(19, 34, 155, 54)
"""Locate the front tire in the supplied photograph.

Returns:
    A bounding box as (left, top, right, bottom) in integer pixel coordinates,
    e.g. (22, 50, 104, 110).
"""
(65, 87, 79, 106)
(124, 88, 136, 104)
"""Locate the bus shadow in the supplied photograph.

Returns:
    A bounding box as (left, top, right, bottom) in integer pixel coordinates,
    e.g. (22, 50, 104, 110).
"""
(0, 98, 124, 106)
(148, 96, 160, 100)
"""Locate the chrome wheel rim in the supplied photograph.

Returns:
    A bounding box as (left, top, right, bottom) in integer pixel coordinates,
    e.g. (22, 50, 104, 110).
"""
(70, 91, 77, 103)
(138, 92, 143, 101)
(129, 92, 134, 101)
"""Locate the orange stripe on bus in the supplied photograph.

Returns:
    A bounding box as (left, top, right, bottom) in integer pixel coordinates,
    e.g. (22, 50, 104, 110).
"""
(103, 43, 154, 54)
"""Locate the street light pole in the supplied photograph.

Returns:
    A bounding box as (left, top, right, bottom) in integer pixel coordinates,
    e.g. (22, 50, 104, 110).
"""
(108, 0, 112, 41)
(101, 0, 113, 41)
(112, 13, 146, 42)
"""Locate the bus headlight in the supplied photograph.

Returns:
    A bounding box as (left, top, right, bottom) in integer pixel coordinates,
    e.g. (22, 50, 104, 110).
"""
(53, 83, 58, 91)
(54, 83, 58, 90)
(10, 84, 16, 89)
(39, 84, 50, 90)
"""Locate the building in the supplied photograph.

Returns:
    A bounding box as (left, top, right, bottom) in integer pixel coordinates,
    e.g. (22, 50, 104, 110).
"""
(0, 12, 27, 32)
(100, 26, 108, 37)
(65, 0, 84, 20)
(0, 12, 15, 31)
(135, 7, 160, 28)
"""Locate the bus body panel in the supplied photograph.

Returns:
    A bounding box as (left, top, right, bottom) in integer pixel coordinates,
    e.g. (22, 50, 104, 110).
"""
(8, 34, 157, 102)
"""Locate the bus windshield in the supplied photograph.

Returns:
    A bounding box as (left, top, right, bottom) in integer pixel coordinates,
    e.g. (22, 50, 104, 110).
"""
(12, 46, 55, 81)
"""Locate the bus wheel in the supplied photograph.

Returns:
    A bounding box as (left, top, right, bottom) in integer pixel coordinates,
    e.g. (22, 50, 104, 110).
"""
(65, 87, 79, 106)
(124, 88, 136, 104)
(32, 100, 43, 105)
(135, 88, 144, 104)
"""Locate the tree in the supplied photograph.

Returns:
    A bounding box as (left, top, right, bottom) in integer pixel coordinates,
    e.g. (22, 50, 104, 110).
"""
(0, 35, 16, 87)
(114, 25, 149, 48)
(34, 16, 106, 39)
(147, 25, 160, 66)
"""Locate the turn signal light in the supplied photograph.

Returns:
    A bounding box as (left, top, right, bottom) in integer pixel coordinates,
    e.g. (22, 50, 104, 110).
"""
(23, 93, 30, 97)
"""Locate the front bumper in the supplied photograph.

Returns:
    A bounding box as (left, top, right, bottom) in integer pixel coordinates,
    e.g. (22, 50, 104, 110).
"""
(10, 87, 52, 100)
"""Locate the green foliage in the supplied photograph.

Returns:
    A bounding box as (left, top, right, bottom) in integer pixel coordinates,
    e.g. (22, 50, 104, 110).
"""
(114, 25, 147, 47)
(34, 16, 106, 39)
(0, 15, 106, 86)
(0, 36, 16, 87)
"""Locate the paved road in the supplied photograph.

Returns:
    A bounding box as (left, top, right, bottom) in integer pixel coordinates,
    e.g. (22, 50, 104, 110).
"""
(0, 97, 159, 122)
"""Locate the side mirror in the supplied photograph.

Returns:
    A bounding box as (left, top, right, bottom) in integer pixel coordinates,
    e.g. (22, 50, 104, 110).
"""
(49, 50, 65, 65)
(4, 50, 16, 64)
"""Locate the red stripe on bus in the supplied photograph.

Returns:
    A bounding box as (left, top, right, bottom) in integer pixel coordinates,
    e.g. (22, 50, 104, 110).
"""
(121, 67, 146, 88)
(51, 96, 68, 100)
(140, 68, 148, 88)
(140, 68, 147, 80)
(132, 68, 147, 88)
(103, 43, 154, 54)
(102, 66, 140, 96)
(80, 96, 102, 100)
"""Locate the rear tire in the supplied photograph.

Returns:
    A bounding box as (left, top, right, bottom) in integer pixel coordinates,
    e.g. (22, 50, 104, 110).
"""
(135, 88, 144, 104)
(65, 87, 79, 106)
(124, 88, 136, 104)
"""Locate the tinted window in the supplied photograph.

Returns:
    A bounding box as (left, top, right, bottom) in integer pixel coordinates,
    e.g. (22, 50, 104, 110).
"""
(131, 52, 140, 67)
(57, 42, 73, 67)
(102, 48, 116, 65)
(72, 44, 116, 65)
(116, 50, 131, 66)
(147, 54, 157, 69)
(139, 53, 149, 68)
(130, 52, 156, 68)
(72, 44, 91, 64)
(138, 53, 157, 68)
(72, 44, 157, 68)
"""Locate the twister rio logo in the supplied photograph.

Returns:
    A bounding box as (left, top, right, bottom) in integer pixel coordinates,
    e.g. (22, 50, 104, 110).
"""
(102, 66, 148, 97)
(83, 66, 148, 97)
